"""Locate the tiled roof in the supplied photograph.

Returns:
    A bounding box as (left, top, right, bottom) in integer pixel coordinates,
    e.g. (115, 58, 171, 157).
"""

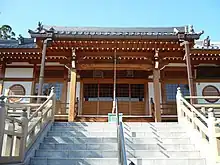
(28, 23, 203, 40)
(0, 38, 36, 49)
(41, 25, 187, 35)
(193, 40, 220, 50)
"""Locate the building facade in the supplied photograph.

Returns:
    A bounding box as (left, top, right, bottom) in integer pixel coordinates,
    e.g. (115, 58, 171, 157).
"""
(1, 23, 220, 122)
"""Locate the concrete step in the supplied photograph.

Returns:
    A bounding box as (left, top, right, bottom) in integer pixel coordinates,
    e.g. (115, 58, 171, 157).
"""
(52, 122, 182, 126)
(44, 137, 191, 144)
(48, 131, 189, 138)
(30, 157, 206, 165)
(51, 126, 183, 132)
(47, 131, 117, 137)
(35, 150, 200, 158)
(47, 131, 188, 138)
(51, 126, 185, 132)
(40, 143, 196, 151)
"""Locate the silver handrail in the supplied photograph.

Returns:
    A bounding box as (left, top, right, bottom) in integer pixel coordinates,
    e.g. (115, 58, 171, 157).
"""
(112, 49, 127, 165)
(116, 99, 127, 165)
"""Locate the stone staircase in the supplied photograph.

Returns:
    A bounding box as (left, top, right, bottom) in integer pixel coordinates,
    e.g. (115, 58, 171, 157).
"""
(30, 122, 206, 165)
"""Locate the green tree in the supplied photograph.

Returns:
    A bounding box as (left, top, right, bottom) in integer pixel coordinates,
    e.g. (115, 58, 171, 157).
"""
(0, 25, 16, 40)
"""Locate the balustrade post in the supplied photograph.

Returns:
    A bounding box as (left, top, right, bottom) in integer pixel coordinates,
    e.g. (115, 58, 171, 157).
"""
(176, 87, 184, 123)
(0, 95, 6, 156)
(19, 109, 28, 161)
(208, 108, 220, 162)
(50, 87, 56, 121)
(201, 107, 206, 115)
(150, 98, 155, 118)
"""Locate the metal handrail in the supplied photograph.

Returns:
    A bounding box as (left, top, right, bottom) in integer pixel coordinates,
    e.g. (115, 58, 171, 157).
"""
(115, 99, 127, 165)
(112, 49, 127, 165)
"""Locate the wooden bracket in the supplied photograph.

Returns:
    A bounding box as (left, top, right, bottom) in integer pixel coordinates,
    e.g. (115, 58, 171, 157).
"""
(180, 41, 190, 60)
(154, 50, 159, 69)
(71, 49, 76, 69)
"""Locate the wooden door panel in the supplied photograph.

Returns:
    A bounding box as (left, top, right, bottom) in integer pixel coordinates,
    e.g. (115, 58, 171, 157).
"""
(118, 101, 129, 115)
(83, 101, 97, 115)
(99, 101, 112, 115)
(131, 102, 145, 115)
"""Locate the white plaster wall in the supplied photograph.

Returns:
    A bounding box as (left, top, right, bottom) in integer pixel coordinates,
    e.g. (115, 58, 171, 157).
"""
(3, 81, 32, 103)
(196, 82, 220, 104)
(148, 82, 162, 110)
(5, 68, 33, 78)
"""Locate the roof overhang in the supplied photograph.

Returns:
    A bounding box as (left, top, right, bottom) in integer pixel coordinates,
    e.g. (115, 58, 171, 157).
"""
(28, 32, 202, 41)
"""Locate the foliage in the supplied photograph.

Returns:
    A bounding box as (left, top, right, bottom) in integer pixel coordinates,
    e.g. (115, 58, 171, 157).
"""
(0, 25, 16, 40)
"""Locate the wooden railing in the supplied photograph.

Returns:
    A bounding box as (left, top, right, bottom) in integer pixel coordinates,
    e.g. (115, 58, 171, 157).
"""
(150, 98, 177, 118)
(54, 98, 78, 121)
(160, 103, 177, 116)
(55, 103, 69, 121)
(176, 87, 220, 163)
(0, 87, 56, 164)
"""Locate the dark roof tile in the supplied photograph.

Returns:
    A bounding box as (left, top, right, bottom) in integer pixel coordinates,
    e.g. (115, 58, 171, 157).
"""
(193, 40, 220, 50)
(28, 24, 204, 40)
(0, 38, 36, 48)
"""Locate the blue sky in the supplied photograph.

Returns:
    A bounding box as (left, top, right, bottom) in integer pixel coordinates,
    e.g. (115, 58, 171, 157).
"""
(1, 0, 220, 41)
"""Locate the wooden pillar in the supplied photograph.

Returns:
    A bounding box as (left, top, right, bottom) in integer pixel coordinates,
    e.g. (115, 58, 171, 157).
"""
(68, 49, 77, 122)
(181, 41, 195, 104)
(153, 51, 161, 122)
(37, 38, 52, 103)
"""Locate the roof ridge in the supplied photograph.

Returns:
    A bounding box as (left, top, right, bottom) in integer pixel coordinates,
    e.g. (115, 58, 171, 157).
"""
(44, 25, 186, 28)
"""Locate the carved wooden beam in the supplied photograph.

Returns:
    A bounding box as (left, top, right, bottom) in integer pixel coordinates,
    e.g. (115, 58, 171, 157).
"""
(77, 63, 152, 71)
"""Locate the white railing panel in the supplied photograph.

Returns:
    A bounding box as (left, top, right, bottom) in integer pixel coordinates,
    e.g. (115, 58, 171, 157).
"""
(0, 87, 56, 164)
(176, 87, 220, 163)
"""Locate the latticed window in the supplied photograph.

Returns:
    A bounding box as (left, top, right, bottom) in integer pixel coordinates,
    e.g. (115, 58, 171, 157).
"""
(35, 83, 63, 100)
(83, 83, 145, 101)
(84, 84, 98, 100)
(99, 84, 113, 98)
(116, 84, 129, 97)
(165, 84, 189, 101)
(131, 84, 144, 99)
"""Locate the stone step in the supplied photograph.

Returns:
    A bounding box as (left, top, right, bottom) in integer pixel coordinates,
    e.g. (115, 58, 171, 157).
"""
(53, 122, 181, 128)
(54, 121, 179, 124)
(40, 143, 196, 151)
(47, 131, 117, 137)
(51, 127, 185, 132)
(30, 157, 206, 165)
(47, 131, 188, 138)
(35, 150, 200, 158)
(44, 137, 191, 144)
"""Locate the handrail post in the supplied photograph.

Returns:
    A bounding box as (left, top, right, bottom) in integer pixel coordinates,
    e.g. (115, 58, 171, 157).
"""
(0, 95, 6, 156)
(50, 87, 56, 121)
(176, 87, 183, 123)
(19, 109, 28, 161)
(150, 97, 155, 118)
(207, 108, 220, 162)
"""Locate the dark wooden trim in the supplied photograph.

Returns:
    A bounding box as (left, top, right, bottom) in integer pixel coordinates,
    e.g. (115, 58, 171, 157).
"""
(81, 78, 149, 84)
(6, 65, 34, 68)
(194, 79, 220, 82)
(4, 78, 34, 81)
